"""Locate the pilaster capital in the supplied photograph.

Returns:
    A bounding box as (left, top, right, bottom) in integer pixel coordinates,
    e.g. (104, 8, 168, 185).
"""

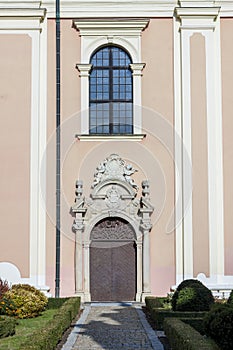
(130, 63, 146, 76)
(175, 5, 220, 30)
(76, 64, 92, 77)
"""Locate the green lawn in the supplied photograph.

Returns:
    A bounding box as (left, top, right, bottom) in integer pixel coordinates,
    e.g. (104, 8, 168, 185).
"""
(0, 309, 58, 350)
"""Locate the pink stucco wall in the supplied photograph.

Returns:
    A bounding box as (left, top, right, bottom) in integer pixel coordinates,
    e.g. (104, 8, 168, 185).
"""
(0, 34, 31, 277)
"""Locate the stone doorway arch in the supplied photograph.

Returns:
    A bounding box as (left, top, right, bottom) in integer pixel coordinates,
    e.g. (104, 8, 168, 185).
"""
(71, 154, 154, 302)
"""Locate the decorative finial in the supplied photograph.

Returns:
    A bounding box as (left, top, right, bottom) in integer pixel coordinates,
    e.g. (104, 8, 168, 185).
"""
(142, 180, 150, 198)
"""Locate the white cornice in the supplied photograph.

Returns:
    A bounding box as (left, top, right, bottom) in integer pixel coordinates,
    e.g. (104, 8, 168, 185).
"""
(0, 8, 46, 17)
(0, 6, 46, 30)
(175, 6, 220, 29)
(42, 0, 178, 17)
(76, 134, 146, 141)
(0, 0, 233, 19)
(73, 18, 149, 36)
(175, 6, 220, 18)
(0, 1, 41, 8)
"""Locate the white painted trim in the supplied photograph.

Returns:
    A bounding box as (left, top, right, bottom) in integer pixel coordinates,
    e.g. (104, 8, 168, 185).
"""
(180, 29, 193, 279)
(173, 16, 184, 286)
(76, 64, 92, 134)
(37, 16, 48, 288)
(42, 0, 178, 17)
(74, 19, 149, 37)
(130, 63, 145, 134)
(76, 135, 146, 141)
(174, 4, 226, 286)
(29, 30, 40, 287)
(0, 8, 45, 31)
(204, 18, 225, 282)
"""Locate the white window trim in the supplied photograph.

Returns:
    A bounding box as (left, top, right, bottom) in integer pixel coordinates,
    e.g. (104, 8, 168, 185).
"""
(73, 18, 149, 136)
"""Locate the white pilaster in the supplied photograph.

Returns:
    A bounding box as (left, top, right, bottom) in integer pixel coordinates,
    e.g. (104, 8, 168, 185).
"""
(76, 63, 92, 134)
(75, 231, 83, 293)
(173, 15, 184, 286)
(204, 19, 225, 283)
(83, 241, 91, 301)
(136, 241, 143, 302)
(130, 63, 145, 134)
(174, 4, 227, 288)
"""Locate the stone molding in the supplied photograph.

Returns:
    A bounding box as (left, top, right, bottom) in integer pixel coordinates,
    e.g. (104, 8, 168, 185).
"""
(71, 154, 154, 302)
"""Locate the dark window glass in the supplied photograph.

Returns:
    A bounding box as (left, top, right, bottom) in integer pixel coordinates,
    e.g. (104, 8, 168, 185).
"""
(89, 46, 133, 134)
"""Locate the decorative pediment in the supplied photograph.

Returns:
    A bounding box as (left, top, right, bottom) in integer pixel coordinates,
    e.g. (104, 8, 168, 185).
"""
(91, 154, 138, 191)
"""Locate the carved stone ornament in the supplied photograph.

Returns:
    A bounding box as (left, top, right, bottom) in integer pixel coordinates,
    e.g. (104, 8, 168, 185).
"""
(71, 155, 154, 238)
(90, 218, 135, 240)
(91, 154, 138, 191)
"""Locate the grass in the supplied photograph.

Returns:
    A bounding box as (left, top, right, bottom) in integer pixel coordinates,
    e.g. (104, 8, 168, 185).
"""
(0, 309, 58, 350)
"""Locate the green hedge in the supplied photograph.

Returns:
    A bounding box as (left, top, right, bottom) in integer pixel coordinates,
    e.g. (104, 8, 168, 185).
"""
(180, 318, 204, 334)
(47, 297, 70, 309)
(145, 296, 171, 311)
(172, 279, 214, 312)
(164, 318, 220, 350)
(0, 316, 16, 339)
(150, 308, 206, 330)
(19, 297, 80, 350)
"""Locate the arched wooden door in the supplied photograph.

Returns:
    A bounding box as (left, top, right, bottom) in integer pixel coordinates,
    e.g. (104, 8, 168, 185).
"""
(90, 218, 136, 301)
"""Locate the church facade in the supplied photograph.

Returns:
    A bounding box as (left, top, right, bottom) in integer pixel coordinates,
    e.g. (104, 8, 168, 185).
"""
(1, 0, 233, 301)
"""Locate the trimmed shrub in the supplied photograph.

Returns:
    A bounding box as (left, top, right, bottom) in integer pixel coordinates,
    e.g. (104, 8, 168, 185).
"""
(164, 318, 219, 350)
(180, 317, 204, 335)
(3, 284, 48, 318)
(150, 308, 206, 330)
(19, 297, 81, 350)
(203, 304, 233, 350)
(0, 315, 16, 338)
(47, 297, 70, 309)
(227, 290, 233, 306)
(0, 279, 10, 300)
(172, 279, 214, 311)
(145, 296, 171, 311)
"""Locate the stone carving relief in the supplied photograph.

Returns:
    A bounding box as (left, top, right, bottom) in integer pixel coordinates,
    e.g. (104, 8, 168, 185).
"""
(91, 154, 138, 190)
(90, 219, 135, 240)
(71, 154, 154, 237)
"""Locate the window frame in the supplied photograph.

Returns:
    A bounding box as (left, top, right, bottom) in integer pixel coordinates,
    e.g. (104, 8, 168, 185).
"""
(74, 19, 148, 138)
(89, 45, 133, 135)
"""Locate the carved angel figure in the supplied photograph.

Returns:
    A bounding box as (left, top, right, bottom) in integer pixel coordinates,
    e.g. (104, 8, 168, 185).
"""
(91, 161, 106, 188)
(123, 164, 138, 190)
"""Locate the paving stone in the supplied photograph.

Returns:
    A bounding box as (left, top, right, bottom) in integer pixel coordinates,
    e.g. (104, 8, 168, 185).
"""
(62, 305, 164, 350)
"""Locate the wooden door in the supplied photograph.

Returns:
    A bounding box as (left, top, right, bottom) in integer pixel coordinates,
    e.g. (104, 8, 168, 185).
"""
(90, 218, 136, 301)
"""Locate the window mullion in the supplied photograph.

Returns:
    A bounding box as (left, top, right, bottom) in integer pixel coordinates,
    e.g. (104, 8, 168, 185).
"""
(109, 47, 113, 134)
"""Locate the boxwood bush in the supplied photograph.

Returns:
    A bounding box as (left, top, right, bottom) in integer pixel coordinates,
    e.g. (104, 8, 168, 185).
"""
(172, 279, 214, 311)
(145, 296, 171, 311)
(203, 304, 233, 350)
(47, 297, 70, 309)
(150, 308, 206, 330)
(227, 290, 233, 306)
(164, 318, 219, 350)
(19, 297, 80, 350)
(0, 316, 16, 338)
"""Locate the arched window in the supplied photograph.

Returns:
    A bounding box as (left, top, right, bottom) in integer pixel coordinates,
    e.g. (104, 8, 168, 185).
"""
(89, 46, 133, 134)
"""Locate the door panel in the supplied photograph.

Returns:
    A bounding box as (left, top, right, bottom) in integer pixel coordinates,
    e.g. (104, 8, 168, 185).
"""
(90, 241, 136, 301)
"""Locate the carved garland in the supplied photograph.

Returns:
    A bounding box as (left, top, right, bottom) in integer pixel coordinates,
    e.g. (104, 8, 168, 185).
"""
(90, 219, 135, 240)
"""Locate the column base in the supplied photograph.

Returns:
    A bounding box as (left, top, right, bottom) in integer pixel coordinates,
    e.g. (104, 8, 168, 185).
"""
(141, 292, 151, 303)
